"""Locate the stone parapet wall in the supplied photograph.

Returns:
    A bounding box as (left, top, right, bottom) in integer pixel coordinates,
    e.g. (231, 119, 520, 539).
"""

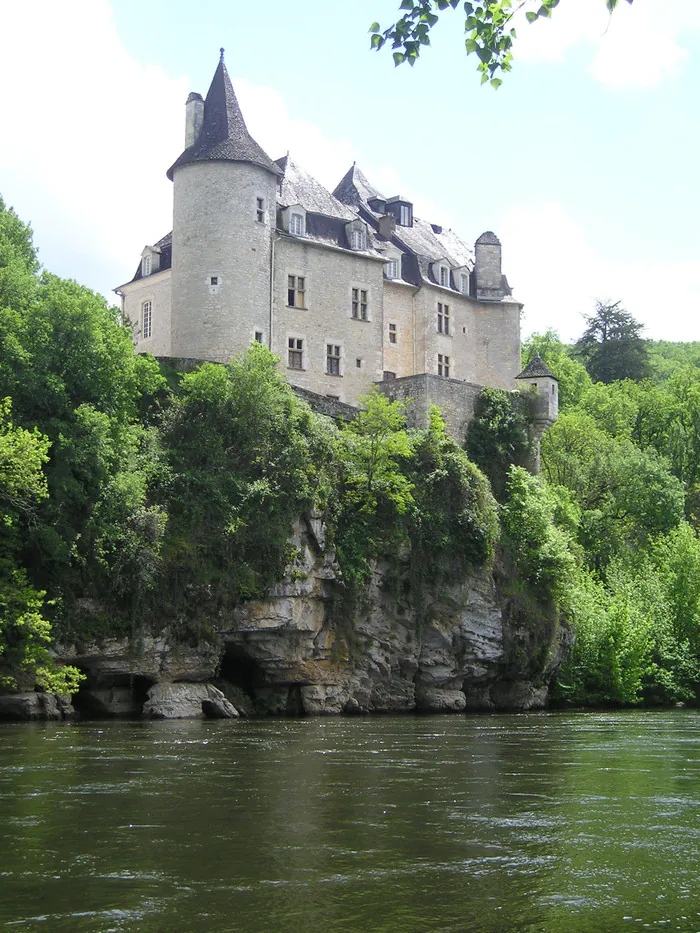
(376, 374, 484, 444)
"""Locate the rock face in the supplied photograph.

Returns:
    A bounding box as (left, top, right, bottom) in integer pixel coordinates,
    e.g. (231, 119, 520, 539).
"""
(143, 683, 239, 720)
(56, 514, 570, 718)
(0, 692, 75, 721)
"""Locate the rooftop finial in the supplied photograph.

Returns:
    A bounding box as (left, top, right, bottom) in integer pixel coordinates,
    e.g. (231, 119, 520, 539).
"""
(219, 48, 225, 63)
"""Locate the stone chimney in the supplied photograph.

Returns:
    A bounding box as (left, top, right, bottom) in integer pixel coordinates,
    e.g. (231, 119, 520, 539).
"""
(185, 92, 204, 149)
(474, 231, 502, 300)
(378, 213, 397, 239)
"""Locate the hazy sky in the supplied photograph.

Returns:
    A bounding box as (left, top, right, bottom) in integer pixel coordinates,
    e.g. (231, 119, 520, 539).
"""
(1, 0, 699, 342)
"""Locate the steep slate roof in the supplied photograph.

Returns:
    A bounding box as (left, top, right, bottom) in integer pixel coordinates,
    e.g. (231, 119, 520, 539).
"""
(333, 164, 385, 209)
(166, 52, 281, 181)
(129, 231, 172, 283)
(276, 156, 356, 220)
(516, 353, 558, 380)
(333, 163, 475, 286)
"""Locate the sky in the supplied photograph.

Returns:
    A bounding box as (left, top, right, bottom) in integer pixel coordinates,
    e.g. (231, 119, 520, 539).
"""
(1, 0, 699, 343)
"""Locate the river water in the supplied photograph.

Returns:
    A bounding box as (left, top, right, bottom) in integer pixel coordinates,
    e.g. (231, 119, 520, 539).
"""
(2, 711, 700, 932)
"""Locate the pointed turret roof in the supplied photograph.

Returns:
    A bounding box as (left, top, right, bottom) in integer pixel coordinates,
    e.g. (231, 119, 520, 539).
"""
(516, 353, 558, 380)
(167, 50, 281, 181)
(333, 164, 384, 208)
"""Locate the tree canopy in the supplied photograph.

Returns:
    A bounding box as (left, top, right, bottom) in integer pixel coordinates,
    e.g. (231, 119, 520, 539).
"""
(371, 0, 633, 86)
(575, 300, 650, 384)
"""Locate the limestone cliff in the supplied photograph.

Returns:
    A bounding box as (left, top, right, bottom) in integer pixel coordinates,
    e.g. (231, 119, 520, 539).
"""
(36, 512, 571, 720)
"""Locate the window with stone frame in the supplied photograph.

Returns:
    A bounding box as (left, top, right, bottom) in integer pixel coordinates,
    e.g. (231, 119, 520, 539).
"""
(288, 337, 303, 370)
(326, 343, 342, 376)
(388, 322, 397, 344)
(287, 275, 306, 308)
(254, 330, 264, 344)
(256, 197, 265, 223)
(384, 257, 399, 279)
(437, 353, 450, 378)
(437, 302, 450, 335)
(142, 300, 152, 339)
(383, 371, 396, 380)
(351, 228, 366, 250)
(289, 212, 305, 236)
(351, 288, 368, 321)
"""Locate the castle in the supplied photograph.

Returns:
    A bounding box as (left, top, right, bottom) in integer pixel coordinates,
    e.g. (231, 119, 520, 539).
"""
(116, 52, 556, 439)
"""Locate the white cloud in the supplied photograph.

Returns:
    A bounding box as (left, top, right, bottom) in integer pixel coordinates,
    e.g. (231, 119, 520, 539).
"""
(500, 200, 700, 343)
(0, 0, 188, 299)
(514, 0, 700, 89)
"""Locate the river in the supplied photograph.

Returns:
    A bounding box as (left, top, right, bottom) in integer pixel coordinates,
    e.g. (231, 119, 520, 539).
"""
(1, 711, 700, 932)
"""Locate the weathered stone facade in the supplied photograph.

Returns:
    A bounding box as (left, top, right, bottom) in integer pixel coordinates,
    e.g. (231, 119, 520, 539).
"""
(115, 54, 524, 409)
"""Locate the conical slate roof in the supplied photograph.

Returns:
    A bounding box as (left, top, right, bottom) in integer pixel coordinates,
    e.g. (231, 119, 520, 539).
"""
(333, 164, 384, 208)
(516, 353, 557, 380)
(167, 51, 281, 181)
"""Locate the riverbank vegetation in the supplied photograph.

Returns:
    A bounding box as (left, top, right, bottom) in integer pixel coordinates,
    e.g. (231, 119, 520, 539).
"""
(2, 196, 699, 707)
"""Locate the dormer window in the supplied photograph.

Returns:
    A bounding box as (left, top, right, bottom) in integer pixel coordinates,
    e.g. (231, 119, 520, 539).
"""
(386, 197, 413, 227)
(140, 246, 160, 277)
(142, 254, 151, 277)
(382, 248, 402, 280)
(440, 266, 450, 288)
(460, 273, 469, 295)
(284, 205, 307, 236)
(368, 196, 387, 214)
(345, 220, 368, 251)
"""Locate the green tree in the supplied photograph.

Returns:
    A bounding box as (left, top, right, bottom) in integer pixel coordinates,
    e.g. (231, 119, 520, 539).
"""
(0, 398, 82, 692)
(575, 300, 650, 384)
(465, 387, 532, 498)
(371, 0, 632, 85)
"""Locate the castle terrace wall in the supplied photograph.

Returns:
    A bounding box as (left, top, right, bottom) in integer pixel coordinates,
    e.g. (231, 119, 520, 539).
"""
(376, 374, 484, 444)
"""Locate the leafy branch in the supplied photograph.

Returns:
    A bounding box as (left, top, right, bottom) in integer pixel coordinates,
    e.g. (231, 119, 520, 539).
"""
(370, 0, 633, 87)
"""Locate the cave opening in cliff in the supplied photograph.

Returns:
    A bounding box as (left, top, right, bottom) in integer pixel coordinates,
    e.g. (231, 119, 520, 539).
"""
(218, 644, 265, 697)
(72, 673, 154, 718)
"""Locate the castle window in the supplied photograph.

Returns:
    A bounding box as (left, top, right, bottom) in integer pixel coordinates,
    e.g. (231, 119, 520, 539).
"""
(460, 273, 469, 295)
(356, 358, 362, 369)
(439, 266, 449, 288)
(256, 197, 265, 223)
(288, 337, 303, 370)
(399, 204, 411, 226)
(438, 354, 450, 378)
(254, 331, 264, 344)
(142, 300, 152, 339)
(388, 323, 397, 344)
(351, 288, 368, 321)
(383, 371, 396, 380)
(326, 344, 342, 376)
(437, 302, 450, 335)
(287, 275, 305, 308)
(210, 276, 219, 286)
(351, 228, 366, 250)
(289, 212, 305, 236)
(142, 255, 151, 277)
(385, 258, 398, 280)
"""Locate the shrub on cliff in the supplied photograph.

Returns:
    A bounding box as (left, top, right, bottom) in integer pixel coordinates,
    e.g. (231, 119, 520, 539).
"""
(158, 344, 336, 612)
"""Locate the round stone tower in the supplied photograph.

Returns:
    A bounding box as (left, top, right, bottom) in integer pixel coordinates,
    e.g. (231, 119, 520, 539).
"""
(167, 50, 282, 362)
